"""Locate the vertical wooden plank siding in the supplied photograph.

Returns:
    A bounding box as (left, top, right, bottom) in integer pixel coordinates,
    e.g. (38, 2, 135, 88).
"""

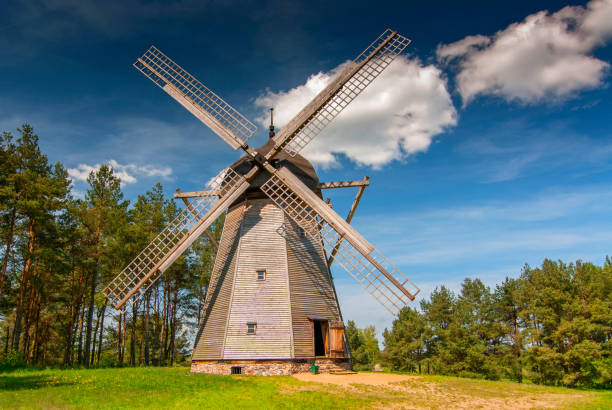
(222, 200, 293, 359)
(193, 198, 344, 361)
(191, 204, 244, 360)
(284, 216, 341, 358)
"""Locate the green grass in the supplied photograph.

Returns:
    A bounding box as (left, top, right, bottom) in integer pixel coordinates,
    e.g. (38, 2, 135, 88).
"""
(0, 367, 609, 409)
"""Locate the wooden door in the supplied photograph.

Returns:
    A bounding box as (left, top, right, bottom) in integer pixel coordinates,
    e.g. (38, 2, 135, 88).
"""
(329, 322, 345, 358)
(322, 321, 329, 356)
(312, 320, 329, 357)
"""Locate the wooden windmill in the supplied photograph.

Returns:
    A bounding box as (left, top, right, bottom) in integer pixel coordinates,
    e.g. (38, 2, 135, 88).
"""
(103, 29, 420, 375)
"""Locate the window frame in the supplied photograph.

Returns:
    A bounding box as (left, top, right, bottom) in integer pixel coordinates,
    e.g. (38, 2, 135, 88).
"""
(246, 322, 257, 335)
(256, 269, 266, 281)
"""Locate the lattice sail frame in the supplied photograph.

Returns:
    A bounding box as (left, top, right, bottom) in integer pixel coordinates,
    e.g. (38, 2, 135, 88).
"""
(134, 46, 257, 149)
(261, 174, 419, 315)
(274, 29, 411, 157)
(102, 168, 246, 309)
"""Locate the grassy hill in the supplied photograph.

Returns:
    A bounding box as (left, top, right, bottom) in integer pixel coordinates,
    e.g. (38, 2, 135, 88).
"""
(1, 367, 610, 409)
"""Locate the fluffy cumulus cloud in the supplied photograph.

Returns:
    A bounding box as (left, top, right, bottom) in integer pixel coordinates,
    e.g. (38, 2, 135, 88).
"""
(254, 56, 457, 168)
(437, 0, 612, 104)
(68, 160, 172, 185)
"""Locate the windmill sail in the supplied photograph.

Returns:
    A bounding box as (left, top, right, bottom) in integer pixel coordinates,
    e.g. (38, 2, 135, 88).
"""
(102, 167, 251, 310)
(134, 46, 257, 150)
(261, 167, 419, 315)
(271, 29, 411, 157)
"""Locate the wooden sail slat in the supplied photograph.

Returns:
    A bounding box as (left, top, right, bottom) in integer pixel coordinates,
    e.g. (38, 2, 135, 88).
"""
(102, 167, 251, 310)
(134, 46, 257, 149)
(270, 29, 410, 158)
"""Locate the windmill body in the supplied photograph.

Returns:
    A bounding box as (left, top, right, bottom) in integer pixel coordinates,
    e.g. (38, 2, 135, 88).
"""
(192, 142, 348, 374)
(103, 29, 421, 376)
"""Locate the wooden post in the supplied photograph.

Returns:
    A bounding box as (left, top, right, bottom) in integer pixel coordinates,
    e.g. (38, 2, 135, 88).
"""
(327, 177, 369, 267)
(176, 189, 219, 251)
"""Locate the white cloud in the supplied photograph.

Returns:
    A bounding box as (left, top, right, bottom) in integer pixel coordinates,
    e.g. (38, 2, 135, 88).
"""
(254, 56, 457, 168)
(68, 160, 172, 185)
(437, 35, 490, 63)
(438, 0, 612, 104)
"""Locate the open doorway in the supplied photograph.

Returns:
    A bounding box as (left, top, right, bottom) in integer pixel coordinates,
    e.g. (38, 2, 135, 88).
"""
(313, 320, 329, 357)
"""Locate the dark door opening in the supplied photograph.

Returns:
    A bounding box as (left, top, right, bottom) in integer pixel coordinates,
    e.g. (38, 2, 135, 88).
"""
(313, 320, 328, 357)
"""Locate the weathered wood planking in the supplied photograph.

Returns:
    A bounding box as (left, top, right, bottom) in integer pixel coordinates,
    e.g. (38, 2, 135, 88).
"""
(192, 198, 345, 360)
(284, 216, 341, 358)
(223, 200, 293, 359)
(192, 204, 244, 360)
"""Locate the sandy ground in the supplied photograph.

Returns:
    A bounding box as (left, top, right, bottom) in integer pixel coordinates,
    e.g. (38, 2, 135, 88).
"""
(291, 372, 590, 409)
(293, 372, 415, 387)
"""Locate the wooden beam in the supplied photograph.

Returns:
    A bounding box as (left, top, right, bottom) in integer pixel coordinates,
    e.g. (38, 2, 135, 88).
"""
(319, 178, 369, 190)
(173, 190, 218, 198)
(327, 177, 369, 268)
(176, 189, 219, 251)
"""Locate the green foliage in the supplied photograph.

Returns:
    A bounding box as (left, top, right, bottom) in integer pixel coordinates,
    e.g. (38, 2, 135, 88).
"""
(345, 321, 380, 370)
(0, 124, 219, 369)
(0, 350, 26, 370)
(383, 259, 612, 388)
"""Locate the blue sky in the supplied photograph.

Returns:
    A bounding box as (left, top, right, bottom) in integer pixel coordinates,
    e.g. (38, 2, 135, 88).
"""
(1, 0, 611, 338)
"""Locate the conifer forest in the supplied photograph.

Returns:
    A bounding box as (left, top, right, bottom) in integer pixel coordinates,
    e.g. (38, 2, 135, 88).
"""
(1, 125, 610, 389)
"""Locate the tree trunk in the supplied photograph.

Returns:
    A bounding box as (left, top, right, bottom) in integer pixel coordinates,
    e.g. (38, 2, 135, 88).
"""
(90, 305, 103, 365)
(77, 302, 85, 365)
(4, 326, 10, 354)
(130, 300, 138, 366)
(158, 280, 167, 366)
(117, 311, 123, 364)
(42, 322, 50, 366)
(170, 285, 178, 365)
(152, 285, 158, 365)
(83, 270, 96, 368)
(29, 294, 41, 364)
(84, 216, 101, 368)
(96, 302, 106, 365)
(64, 297, 78, 366)
(0, 207, 16, 301)
(144, 291, 150, 365)
(13, 220, 35, 352)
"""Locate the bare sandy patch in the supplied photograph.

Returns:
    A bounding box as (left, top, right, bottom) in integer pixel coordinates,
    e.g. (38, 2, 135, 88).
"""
(291, 372, 592, 409)
(293, 372, 417, 387)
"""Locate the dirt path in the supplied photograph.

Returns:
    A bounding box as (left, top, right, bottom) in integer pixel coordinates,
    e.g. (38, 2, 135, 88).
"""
(291, 372, 592, 409)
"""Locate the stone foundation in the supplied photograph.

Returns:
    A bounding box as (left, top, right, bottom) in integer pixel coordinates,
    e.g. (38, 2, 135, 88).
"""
(191, 358, 351, 376)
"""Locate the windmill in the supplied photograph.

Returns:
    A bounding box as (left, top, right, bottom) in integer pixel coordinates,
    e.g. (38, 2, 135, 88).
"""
(103, 29, 420, 375)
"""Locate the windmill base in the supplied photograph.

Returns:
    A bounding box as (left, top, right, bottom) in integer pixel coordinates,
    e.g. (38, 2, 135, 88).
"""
(191, 359, 351, 376)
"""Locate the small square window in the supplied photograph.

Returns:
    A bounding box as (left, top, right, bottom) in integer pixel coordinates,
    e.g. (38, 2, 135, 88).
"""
(298, 227, 306, 238)
(256, 269, 266, 281)
(247, 323, 257, 334)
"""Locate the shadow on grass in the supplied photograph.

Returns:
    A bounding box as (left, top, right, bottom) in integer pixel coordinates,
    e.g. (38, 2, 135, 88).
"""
(0, 374, 75, 391)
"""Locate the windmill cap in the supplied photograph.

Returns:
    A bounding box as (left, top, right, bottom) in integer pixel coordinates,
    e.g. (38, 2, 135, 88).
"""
(230, 138, 321, 195)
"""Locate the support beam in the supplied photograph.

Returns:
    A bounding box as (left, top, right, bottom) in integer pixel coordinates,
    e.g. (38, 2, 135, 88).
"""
(327, 177, 369, 268)
(173, 190, 218, 199)
(175, 178, 370, 199)
(176, 189, 219, 251)
(319, 178, 369, 190)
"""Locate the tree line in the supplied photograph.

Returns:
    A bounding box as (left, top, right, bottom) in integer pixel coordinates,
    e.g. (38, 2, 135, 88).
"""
(1, 124, 610, 390)
(0, 124, 218, 368)
(349, 259, 611, 389)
